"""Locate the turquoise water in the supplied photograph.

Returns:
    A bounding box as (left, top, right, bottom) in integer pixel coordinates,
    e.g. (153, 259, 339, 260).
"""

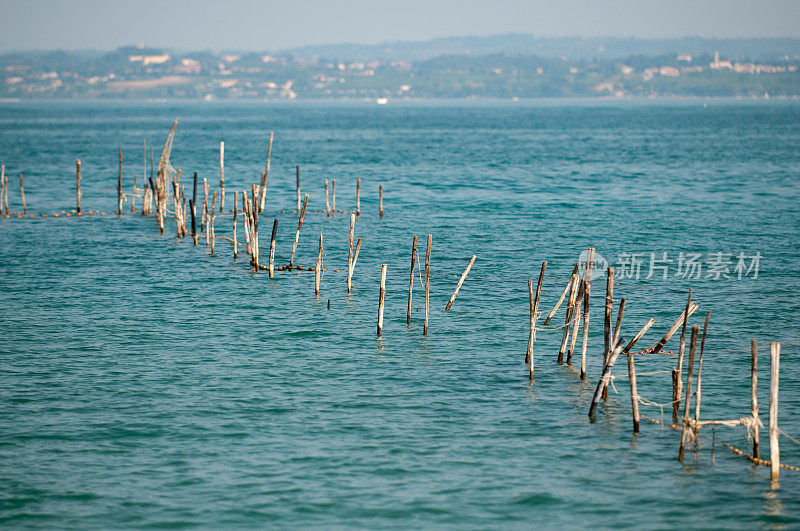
(1, 101, 799, 528)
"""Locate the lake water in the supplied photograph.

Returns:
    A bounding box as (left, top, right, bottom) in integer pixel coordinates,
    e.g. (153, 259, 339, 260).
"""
(1, 100, 799, 528)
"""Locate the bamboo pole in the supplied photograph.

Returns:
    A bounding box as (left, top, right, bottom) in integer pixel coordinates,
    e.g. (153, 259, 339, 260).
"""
(693, 312, 710, 443)
(233, 191, 238, 260)
(219, 141, 225, 212)
(558, 270, 579, 364)
(580, 247, 595, 380)
(289, 193, 309, 269)
(269, 219, 278, 277)
(259, 132, 272, 213)
(627, 348, 640, 434)
(672, 290, 693, 423)
(424, 235, 431, 336)
(324, 179, 331, 217)
(525, 261, 547, 378)
(117, 147, 123, 216)
(296, 165, 301, 213)
(769, 341, 780, 480)
(75, 160, 81, 213)
(445, 255, 476, 311)
(377, 264, 387, 337)
(751, 339, 760, 458)
(589, 337, 625, 418)
(356, 177, 361, 216)
(379, 184, 383, 219)
(332, 179, 336, 212)
(315, 232, 323, 296)
(407, 236, 417, 325)
(678, 325, 699, 462)
(347, 213, 356, 293)
(19, 173, 26, 214)
(544, 263, 578, 325)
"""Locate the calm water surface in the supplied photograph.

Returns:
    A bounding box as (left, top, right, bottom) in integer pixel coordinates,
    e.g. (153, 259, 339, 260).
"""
(0, 101, 799, 528)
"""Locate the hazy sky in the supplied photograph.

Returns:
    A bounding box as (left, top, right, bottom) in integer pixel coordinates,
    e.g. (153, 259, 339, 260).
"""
(1, 0, 799, 52)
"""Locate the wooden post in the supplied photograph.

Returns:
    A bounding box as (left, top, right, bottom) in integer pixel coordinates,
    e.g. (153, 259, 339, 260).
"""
(602, 266, 614, 397)
(377, 264, 387, 337)
(379, 184, 383, 219)
(673, 290, 693, 423)
(627, 348, 640, 434)
(210, 191, 217, 254)
(296, 165, 301, 213)
(525, 261, 547, 378)
(0, 165, 6, 216)
(269, 219, 278, 277)
(352, 237, 363, 286)
(202, 177, 208, 232)
(259, 132, 272, 213)
(580, 247, 595, 380)
(356, 177, 361, 216)
(424, 235, 431, 336)
(544, 263, 578, 325)
(315, 232, 323, 296)
(289, 193, 309, 269)
(219, 141, 225, 212)
(76, 159, 81, 213)
(117, 147, 123, 216)
(250, 186, 259, 269)
(589, 337, 625, 418)
(189, 199, 197, 245)
(566, 282, 584, 366)
(347, 213, 356, 293)
(655, 295, 697, 354)
(678, 325, 699, 462)
(191, 172, 198, 236)
(233, 191, 238, 260)
(332, 179, 336, 212)
(19, 173, 26, 214)
(324, 179, 331, 217)
(613, 298, 626, 346)
(769, 341, 780, 480)
(558, 270, 579, 364)
(445, 255, 476, 311)
(407, 236, 417, 325)
(751, 339, 760, 459)
(693, 312, 710, 443)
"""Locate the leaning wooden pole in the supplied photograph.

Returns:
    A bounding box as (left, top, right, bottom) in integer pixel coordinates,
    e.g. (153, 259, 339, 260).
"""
(269, 219, 278, 278)
(693, 312, 711, 445)
(769, 341, 781, 480)
(424, 235, 431, 336)
(117, 147, 123, 216)
(259, 132, 272, 213)
(347, 213, 356, 293)
(445, 255, 477, 311)
(673, 290, 693, 423)
(589, 337, 625, 418)
(602, 266, 614, 397)
(580, 247, 595, 380)
(678, 325, 700, 462)
(544, 263, 578, 326)
(525, 261, 547, 378)
(289, 194, 309, 269)
(407, 236, 417, 325)
(557, 271, 579, 364)
(751, 339, 760, 459)
(377, 264, 387, 337)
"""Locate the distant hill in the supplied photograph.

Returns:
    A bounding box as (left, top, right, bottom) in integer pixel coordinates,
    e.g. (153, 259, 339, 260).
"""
(280, 33, 800, 62)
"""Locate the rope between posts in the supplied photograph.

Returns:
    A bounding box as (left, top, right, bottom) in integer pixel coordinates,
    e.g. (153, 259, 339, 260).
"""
(779, 428, 800, 447)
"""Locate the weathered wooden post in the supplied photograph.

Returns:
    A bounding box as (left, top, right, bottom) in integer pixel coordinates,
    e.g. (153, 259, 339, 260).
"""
(356, 177, 361, 216)
(269, 219, 278, 278)
(377, 264, 387, 337)
(558, 271, 579, 364)
(76, 159, 82, 213)
(424, 235, 431, 336)
(289, 193, 309, 269)
(693, 312, 710, 443)
(602, 266, 614, 397)
(579, 247, 595, 380)
(627, 347, 640, 434)
(210, 191, 217, 254)
(566, 282, 584, 366)
(544, 263, 578, 325)
(445, 255, 477, 311)
(0, 165, 6, 216)
(347, 213, 356, 293)
(324, 179, 331, 217)
(219, 141, 225, 212)
(19, 173, 26, 214)
(259, 132, 272, 213)
(189, 199, 197, 245)
(751, 339, 760, 458)
(315, 232, 323, 296)
(589, 337, 625, 418)
(525, 261, 547, 378)
(769, 341, 781, 480)
(379, 184, 383, 219)
(117, 147, 123, 216)
(678, 325, 700, 462)
(233, 191, 238, 260)
(407, 236, 417, 325)
(673, 290, 693, 423)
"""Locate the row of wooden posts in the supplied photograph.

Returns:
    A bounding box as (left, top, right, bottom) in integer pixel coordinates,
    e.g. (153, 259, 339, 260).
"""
(2, 122, 790, 483)
(523, 248, 786, 480)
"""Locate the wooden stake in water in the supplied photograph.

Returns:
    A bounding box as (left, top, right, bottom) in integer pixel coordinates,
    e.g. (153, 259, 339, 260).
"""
(117, 147, 123, 216)
(189, 199, 197, 245)
(19, 173, 26, 214)
(678, 325, 699, 462)
(324, 179, 331, 217)
(347, 213, 356, 293)
(407, 236, 417, 325)
(219, 141, 225, 212)
(601, 266, 614, 397)
(445, 255, 476, 311)
(0, 165, 6, 216)
(627, 348, 640, 434)
(233, 191, 238, 260)
(751, 339, 760, 458)
(210, 191, 217, 254)
(558, 271, 579, 364)
(567, 283, 584, 366)
(269, 219, 278, 278)
(693, 312, 710, 444)
(423, 235, 431, 335)
(613, 298, 626, 347)
(315, 232, 323, 296)
(580, 247, 595, 380)
(589, 337, 625, 418)
(332, 179, 336, 212)
(75, 159, 82, 213)
(289, 193, 309, 269)
(379, 184, 383, 219)
(672, 290, 693, 423)
(296, 165, 301, 213)
(202, 177, 208, 232)
(769, 341, 781, 480)
(356, 177, 361, 216)
(259, 132, 272, 213)
(377, 264, 387, 337)
(525, 261, 547, 378)
(544, 263, 578, 326)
